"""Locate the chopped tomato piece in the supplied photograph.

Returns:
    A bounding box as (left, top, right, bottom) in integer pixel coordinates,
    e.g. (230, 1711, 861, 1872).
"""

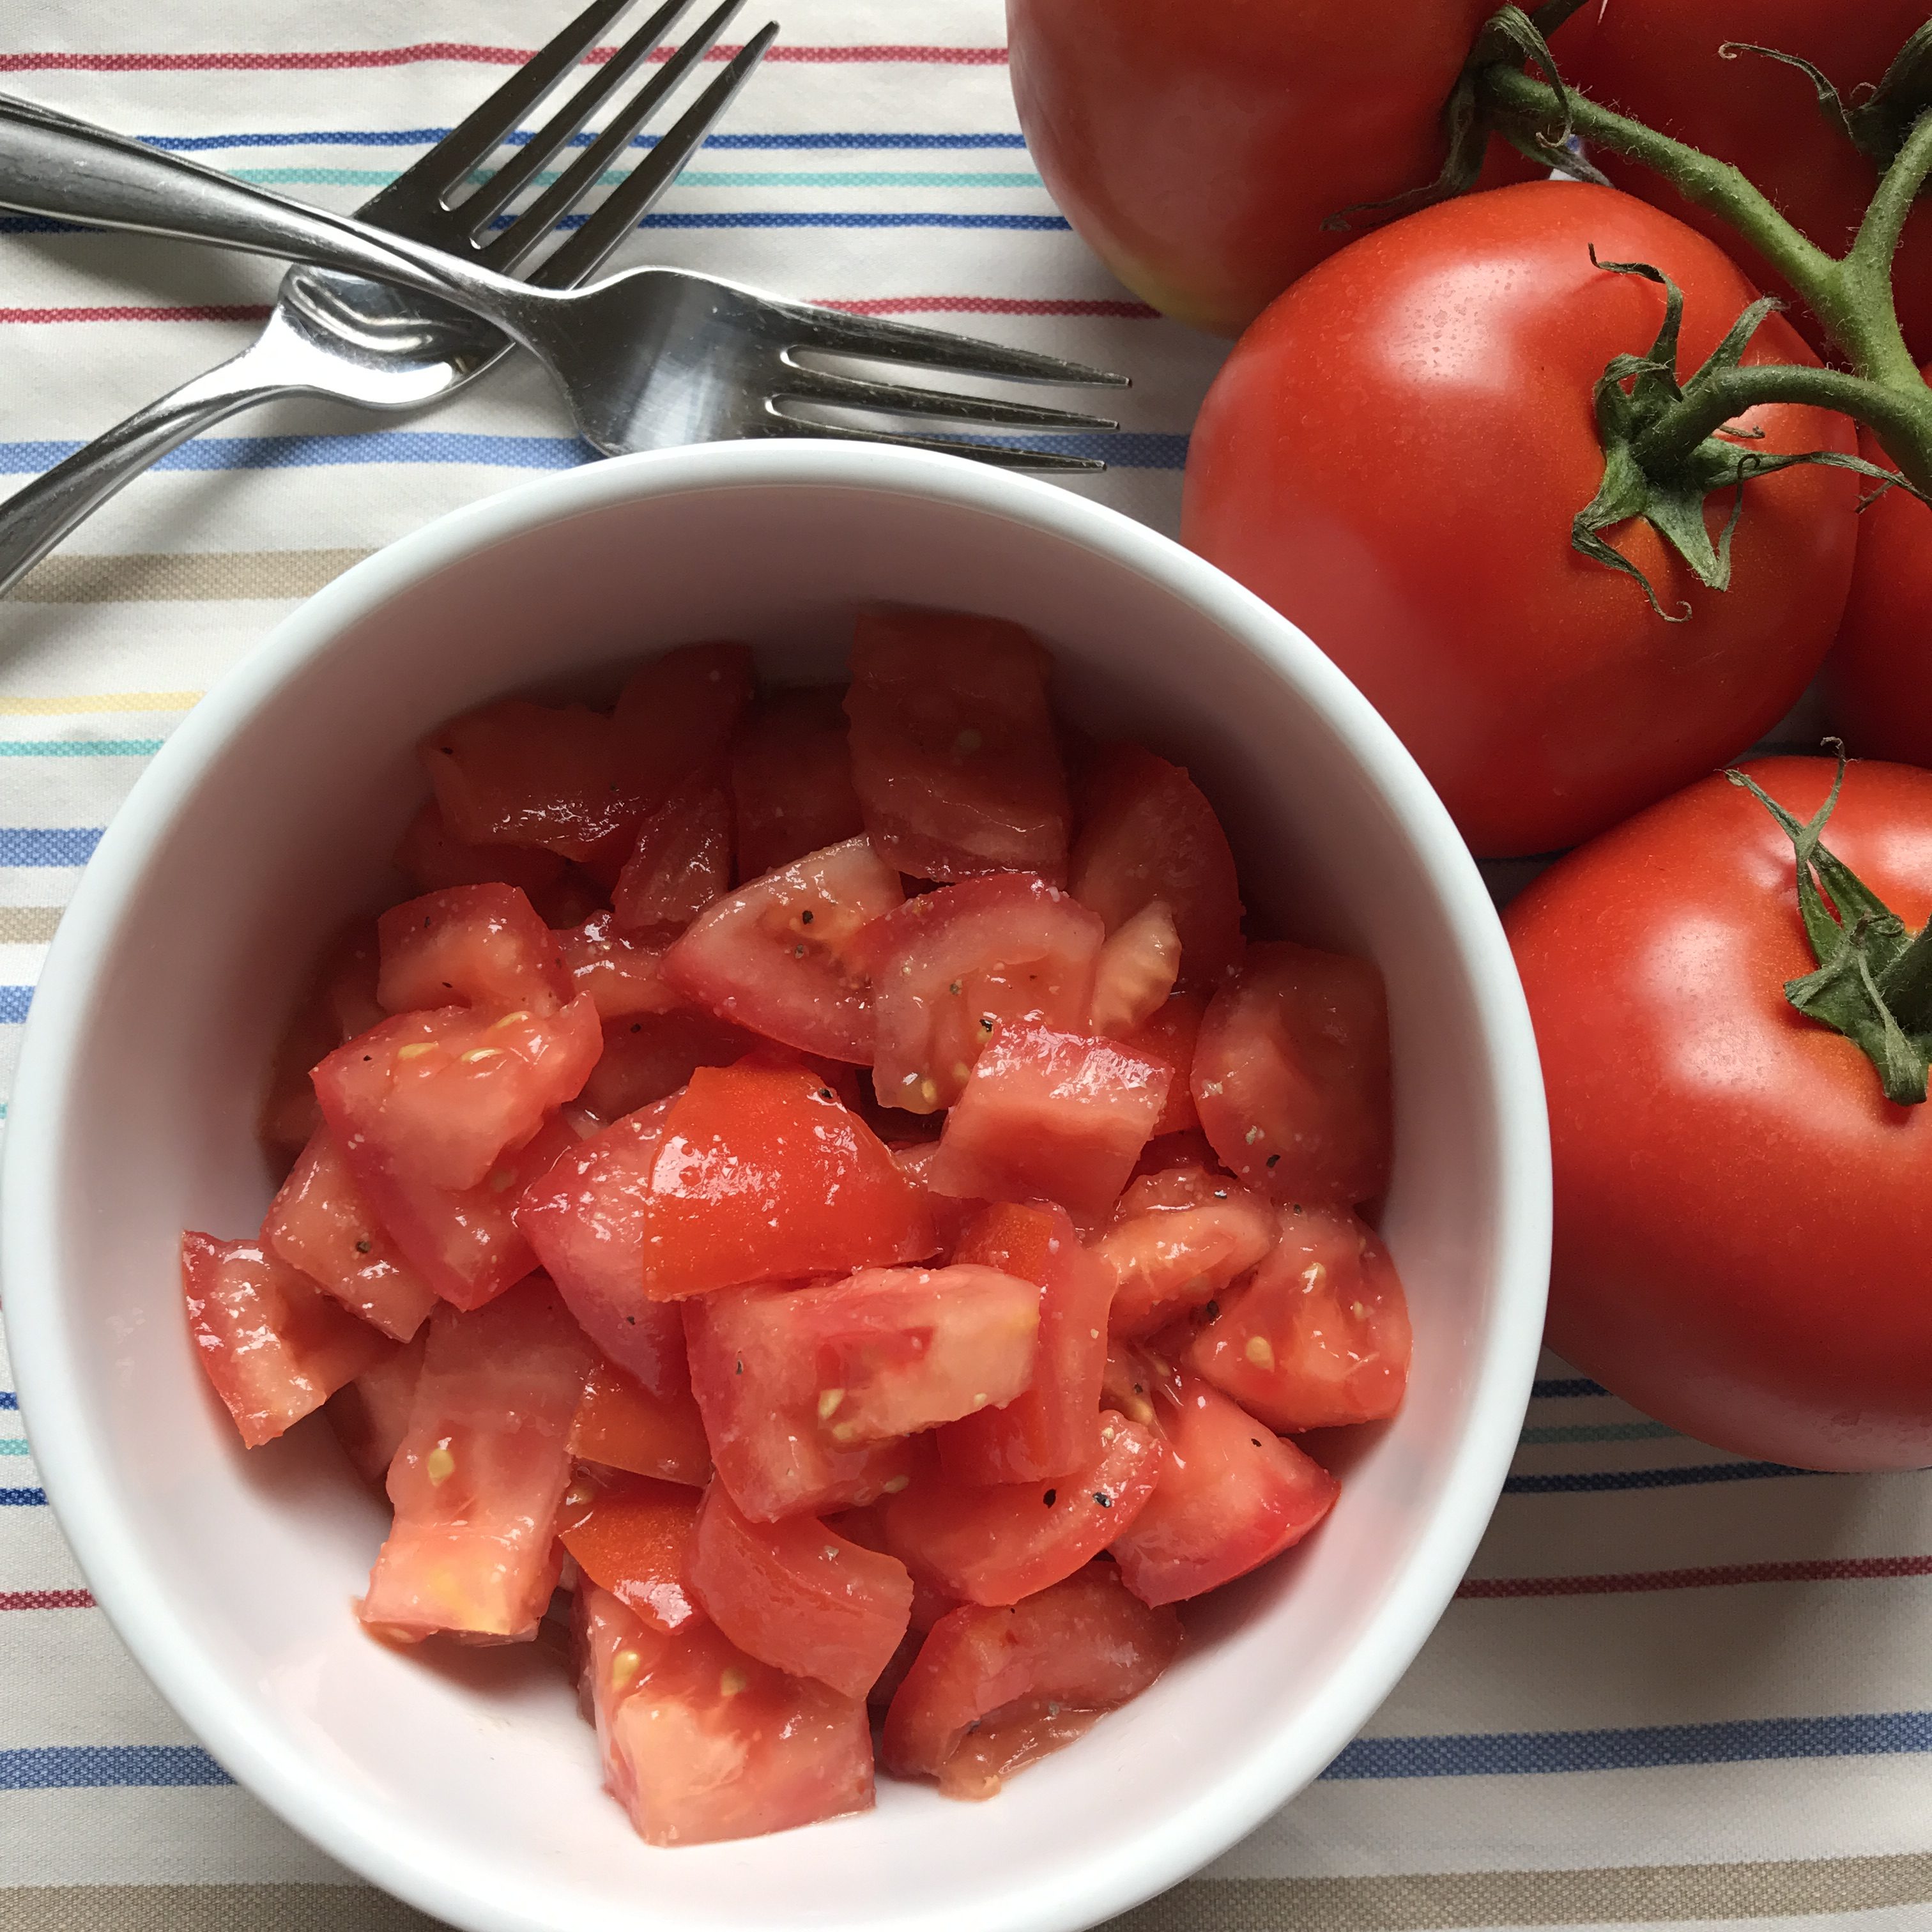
(612, 774, 733, 936)
(1188, 1206, 1412, 1430)
(260, 924, 382, 1162)
(885, 1414, 1162, 1605)
(1118, 991, 1206, 1137)
(935, 1703, 1105, 1802)
(527, 868, 608, 931)
(937, 1202, 1112, 1484)
(880, 1563, 1181, 1788)
(1070, 743, 1245, 988)
(1193, 940, 1393, 1209)
(611, 642, 754, 804)
(393, 798, 564, 896)
(580, 1584, 874, 1846)
(1100, 1338, 1184, 1436)
(730, 686, 864, 877)
(376, 884, 571, 1019)
(553, 911, 677, 1020)
(1089, 901, 1182, 1035)
(326, 1330, 425, 1484)
(570, 1356, 711, 1485)
(1107, 1371, 1338, 1606)
(845, 608, 1070, 882)
(516, 1098, 688, 1395)
(634, 1063, 935, 1300)
(688, 1481, 913, 1698)
(181, 1232, 389, 1449)
(263, 1124, 438, 1342)
(1098, 1165, 1278, 1340)
(315, 999, 598, 1195)
(559, 1469, 701, 1632)
(1133, 1126, 1220, 1178)
(579, 1009, 762, 1120)
(663, 836, 903, 1064)
(360, 1278, 593, 1641)
(890, 1142, 983, 1260)
(926, 1025, 1170, 1222)
(857, 874, 1105, 1114)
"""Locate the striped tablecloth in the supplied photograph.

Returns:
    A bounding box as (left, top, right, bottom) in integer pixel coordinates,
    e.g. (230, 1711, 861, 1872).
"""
(3, 3, 1931, 1928)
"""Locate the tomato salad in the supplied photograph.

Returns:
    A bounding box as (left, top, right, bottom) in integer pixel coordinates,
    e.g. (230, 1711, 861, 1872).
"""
(181, 608, 1410, 1848)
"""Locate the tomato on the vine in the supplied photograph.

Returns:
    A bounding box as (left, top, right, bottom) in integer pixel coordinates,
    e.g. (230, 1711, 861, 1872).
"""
(1183, 181, 1861, 857)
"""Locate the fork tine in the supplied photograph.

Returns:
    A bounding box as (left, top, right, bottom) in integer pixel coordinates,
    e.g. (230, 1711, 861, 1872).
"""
(757, 413, 1108, 474)
(777, 303, 1130, 389)
(532, 19, 778, 289)
(486, 0, 746, 269)
(775, 365, 1118, 432)
(463, 0, 705, 236)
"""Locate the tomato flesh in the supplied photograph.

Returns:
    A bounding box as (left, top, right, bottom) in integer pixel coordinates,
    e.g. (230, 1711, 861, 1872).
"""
(1192, 940, 1392, 1210)
(1188, 1206, 1411, 1429)
(937, 1201, 1112, 1485)
(688, 1480, 913, 1698)
(181, 1231, 390, 1448)
(926, 1025, 1170, 1222)
(611, 643, 755, 809)
(845, 608, 1070, 883)
(326, 1330, 425, 1484)
(377, 884, 572, 1018)
(579, 1008, 761, 1120)
(559, 1469, 701, 1632)
(663, 835, 903, 1064)
(1099, 1165, 1278, 1340)
(571, 1356, 712, 1485)
(1117, 991, 1205, 1137)
(1088, 901, 1181, 1036)
(613, 774, 733, 936)
(393, 798, 564, 896)
(361, 1278, 594, 1641)
(552, 911, 676, 1020)
(730, 686, 864, 877)
(1108, 1371, 1338, 1606)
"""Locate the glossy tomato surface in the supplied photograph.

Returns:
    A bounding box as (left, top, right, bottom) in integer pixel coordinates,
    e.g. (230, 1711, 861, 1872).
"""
(1506, 756, 1932, 1469)
(1098, 1165, 1278, 1340)
(558, 1469, 702, 1633)
(1183, 181, 1861, 855)
(569, 1356, 711, 1485)
(1008, 0, 1533, 335)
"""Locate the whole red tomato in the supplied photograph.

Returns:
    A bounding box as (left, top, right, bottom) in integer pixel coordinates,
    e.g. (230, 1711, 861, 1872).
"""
(1554, 1, 1932, 359)
(1181, 181, 1860, 857)
(1823, 385, 1932, 764)
(1006, 0, 1537, 337)
(1505, 756, 1932, 1471)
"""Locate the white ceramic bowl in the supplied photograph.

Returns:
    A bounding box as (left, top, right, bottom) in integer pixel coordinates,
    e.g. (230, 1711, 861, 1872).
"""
(3, 441, 1548, 1932)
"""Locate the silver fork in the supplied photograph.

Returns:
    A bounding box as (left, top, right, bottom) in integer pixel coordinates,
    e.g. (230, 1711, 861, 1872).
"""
(0, 96, 1126, 500)
(0, 0, 783, 599)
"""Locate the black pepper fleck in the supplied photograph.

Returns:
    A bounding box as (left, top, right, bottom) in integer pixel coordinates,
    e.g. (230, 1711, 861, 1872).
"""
(1250, 1438, 1262, 1447)
(1266, 1153, 1280, 1169)
(630, 1022, 643, 1034)
(801, 909, 814, 924)
(1202, 1300, 1220, 1322)
(1042, 1488, 1057, 1506)
(1093, 1492, 1112, 1508)
(353, 1239, 371, 1254)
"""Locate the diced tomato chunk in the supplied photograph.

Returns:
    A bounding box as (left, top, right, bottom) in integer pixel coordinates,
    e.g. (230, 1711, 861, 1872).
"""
(376, 884, 572, 1019)
(926, 1025, 1169, 1222)
(393, 798, 564, 896)
(559, 1469, 701, 1632)
(360, 1277, 594, 1640)
(885, 1415, 1161, 1605)
(1192, 940, 1393, 1209)
(526, 869, 608, 931)
(181, 1232, 390, 1449)
(1118, 992, 1206, 1137)
(634, 1063, 935, 1300)
(553, 910, 677, 1020)
(611, 643, 754, 804)
(1107, 1371, 1338, 1606)
(880, 1563, 1180, 1790)
(1098, 1165, 1278, 1340)
(889, 1142, 983, 1259)
(570, 1356, 711, 1485)
(730, 686, 864, 877)
(1089, 901, 1181, 1036)
(845, 608, 1070, 882)
(579, 1009, 762, 1121)
(1133, 1127, 1220, 1178)
(326, 1329, 425, 1485)
(613, 774, 733, 935)
(1070, 743, 1245, 988)
(689, 1481, 913, 1699)
(260, 924, 382, 1162)
(937, 1202, 1112, 1485)
(263, 1124, 438, 1342)
(857, 874, 1105, 1114)
(580, 1584, 874, 1846)
(663, 836, 903, 1064)
(1188, 1206, 1412, 1429)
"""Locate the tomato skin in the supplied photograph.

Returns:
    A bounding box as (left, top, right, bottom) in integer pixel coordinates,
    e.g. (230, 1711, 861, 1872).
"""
(1007, 0, 1531, 336)
(1183, 181, 1861, 856)
(376, 884, 572, 1019)
(570, 1356, 711, 1484)
(688, 1481, 914, 1699)
(1188, 1206, 1412, 1429)
(612, 774, 733, 936)
(730, 686, 865, 878)
(578, 1008, 760, 1121)
(1098, 1165, 1278, 1340)
(1504, 756, 1932, 1469)
(1558, 1, 1932, 360)
(326, 1330, 426, 1485)
(394, 799, 565, 896)
(880, 1562, 1181, 1785)
(558, 1470, 702, 1632)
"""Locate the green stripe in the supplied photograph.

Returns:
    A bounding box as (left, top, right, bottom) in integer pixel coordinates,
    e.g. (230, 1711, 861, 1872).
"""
(1519, 1420, 1680, 1446)
(0, 739, 162, 756)
(0, 1440, 29, 1455)
(231, 165, 1044, 190)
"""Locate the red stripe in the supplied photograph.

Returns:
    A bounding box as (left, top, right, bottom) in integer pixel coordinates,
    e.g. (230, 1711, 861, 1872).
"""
(0, 305, 273, 323)
(817, 296, 1159, 319)
(0, 1588, 95, 1610)
(0, 42, 1008, 73)
(1458, 1555, 1932, 1599)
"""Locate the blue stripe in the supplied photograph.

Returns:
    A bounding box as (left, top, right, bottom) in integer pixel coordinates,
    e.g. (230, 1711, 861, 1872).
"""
(1532, 1376, 1609, 1399)
(1504, 1460, 1811, 1495)
(1322, 1712, 1932, 1781)
(0, 827, 102, 866)
(2, 210, 1069, 237)
(0, 1392, 16, 1410)
(0, 987, 33, 1023)
(144, 128, 1029, 153)
(0, 1745, 231, 1790)
(1, 1489, 47, 1506)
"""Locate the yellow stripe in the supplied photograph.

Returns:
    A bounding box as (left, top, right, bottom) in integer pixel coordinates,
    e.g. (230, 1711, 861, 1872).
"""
(0, 692, 202, 716)
(11, 547, 371, 604)
(0, 906, 61, 944)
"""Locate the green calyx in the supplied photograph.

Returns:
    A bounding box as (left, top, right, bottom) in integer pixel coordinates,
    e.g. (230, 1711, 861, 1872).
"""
(1574, 256, 1920, 617)
(1720, 24, 1932, 172)
(1726, 751, 1932, 1106)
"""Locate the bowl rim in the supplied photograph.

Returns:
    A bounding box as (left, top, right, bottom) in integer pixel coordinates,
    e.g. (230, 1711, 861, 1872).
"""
(0, 438, 1550, 1932)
